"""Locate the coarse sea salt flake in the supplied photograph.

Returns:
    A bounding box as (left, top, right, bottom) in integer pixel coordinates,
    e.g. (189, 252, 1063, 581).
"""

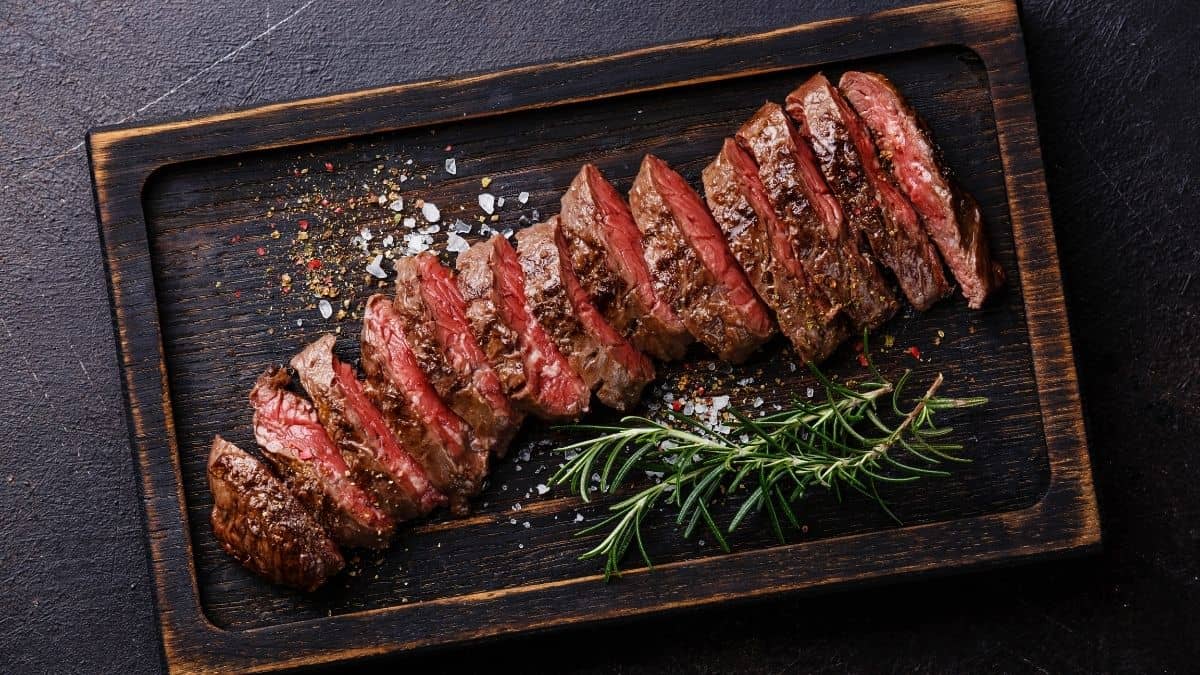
(403, 217, 416, 229)
(451, 219, 471, 234)
(536, 484, 549, 495)
(360, 227, 373, 241)
(496, 196, 505, 208)
(444, 158, 457, 174)
(421, 202, 441, 222)
(574, 513, 584, 523)
(389, 198, 404, 212)
(318, 299, 333, 319)
(752, 396, 764, 408)
(518, 191, 529, 204)
(366, 255, 387, 279)
(478, 193, 495, 214)
(446, 232, 469, 253)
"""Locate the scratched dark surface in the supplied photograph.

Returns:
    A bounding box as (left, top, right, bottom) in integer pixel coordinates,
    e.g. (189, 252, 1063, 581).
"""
(1, 0, 1196, 673)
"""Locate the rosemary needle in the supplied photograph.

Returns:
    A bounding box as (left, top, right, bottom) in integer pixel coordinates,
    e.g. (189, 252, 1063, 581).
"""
(549, 334, 987, 581)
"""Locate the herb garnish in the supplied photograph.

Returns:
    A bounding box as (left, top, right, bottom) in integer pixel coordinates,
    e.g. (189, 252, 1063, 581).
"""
(549, 333, 987, 580)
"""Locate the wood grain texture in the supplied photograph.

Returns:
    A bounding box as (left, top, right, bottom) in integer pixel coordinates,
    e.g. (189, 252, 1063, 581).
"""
(87, 0, 1098, 672)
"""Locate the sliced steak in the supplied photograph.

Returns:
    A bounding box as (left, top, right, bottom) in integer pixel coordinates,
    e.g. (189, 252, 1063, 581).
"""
(839, 71, 1003, 308)
(394, 254, 521, 458)
(360, 294, 485, 515)
(559, 164, 692, 360)
(249, 368, 395, 548)
(787, 73, 951, 311)
(208, 436, 344, 591)
(291, 334, 445, 520)
(736, 102, 898, 329)
(456, 237, 590, 421)
(703, 138, 848, 362)
(517, 218, 655, 410)
(629, 154, 775, 363)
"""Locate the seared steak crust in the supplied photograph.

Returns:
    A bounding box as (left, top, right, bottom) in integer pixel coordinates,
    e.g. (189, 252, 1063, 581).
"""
(456, 241, 531, 407)
(737, 102, 897, 330)
(840, 71, 1003, 308)
(360, 295, 485, 515)
(559, 164, 692, 360)
(208, 436, 344, 592)
(787, 74, 951, 311)
(703, 138, 848, 362)
(250, 368, 395, 548)
(394, 255, 520, 457)
(458, 237, 590, 421)
(517, 218, 655, 410)
(629, 154, 774, 363)
(291, 335, 445, 520)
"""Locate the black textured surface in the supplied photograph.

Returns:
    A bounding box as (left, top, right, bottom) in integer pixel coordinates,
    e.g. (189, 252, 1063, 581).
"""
(1, 0, 1195, 672)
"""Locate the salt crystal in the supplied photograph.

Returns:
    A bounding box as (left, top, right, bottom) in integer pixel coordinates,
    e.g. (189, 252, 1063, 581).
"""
(318, 299, 332, 319)
(382, 234, 394, 247)
(789, 362, 798, 372)
(399, 175, 408, 182)
(522, 521, 530, 529)
(421, 202, 441, 222)
(532, 208, 540, 220)
(389, 198, 404, 212)
(711, 395, 730, 411)
(518, 544, 525, 549)
(446, 232, 469, 253)
(378, 195, 389, 206)
(478, 193, 495, 214)
(806, 387, 815, 398)
(365, 255, 387, 279)
(536, 484, 549, 495)
(502, 229, 513, 239)
(737, 377, 755, 386)
(295, 318, 303, 327)
(403, 217, 416, 229)
(518, 191, 529, 204)
(509, 518, 517, 525)
(574, 513, 584, 523)
(444, 158, 457, 174)
(496, 196, 505, 208)
(752, 397, 764, 408)
(645, 470, 664, 480)
(360, 227, 373, 241)
(682, 402, 695, 416)
(406, 159, 413, 165)
(451, 219, 471, 234)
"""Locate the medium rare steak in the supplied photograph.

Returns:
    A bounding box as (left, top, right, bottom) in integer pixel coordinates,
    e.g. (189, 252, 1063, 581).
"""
(629, 154, 774, 363)
(360, 294, 485, 515)
(517, 218, 655, 410)
(736, 102, 898, 330)
(787, 74, 951, 311)
(456, 236, 590, 421)
(703, 138, 848, 362)
(840, 71, 1003, 308)
(208, 436, 344, 591)
(250, 368, 395, 548)
(291, 334, 445, 520)
(559, 164, 692, 360)
(394, 255, 521, 457)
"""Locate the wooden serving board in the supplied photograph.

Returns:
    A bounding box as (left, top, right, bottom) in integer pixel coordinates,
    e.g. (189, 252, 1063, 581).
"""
(88, 1, 1098, 672)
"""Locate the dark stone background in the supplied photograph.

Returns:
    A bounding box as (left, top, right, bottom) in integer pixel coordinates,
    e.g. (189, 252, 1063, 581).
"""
(1, 0, 1195, 672)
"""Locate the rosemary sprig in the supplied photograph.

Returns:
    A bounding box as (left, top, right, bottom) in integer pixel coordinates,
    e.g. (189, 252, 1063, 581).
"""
(549, 335, 987, 580)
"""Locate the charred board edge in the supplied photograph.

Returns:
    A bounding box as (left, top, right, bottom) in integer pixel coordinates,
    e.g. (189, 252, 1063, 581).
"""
(86, 0, 1099, 672)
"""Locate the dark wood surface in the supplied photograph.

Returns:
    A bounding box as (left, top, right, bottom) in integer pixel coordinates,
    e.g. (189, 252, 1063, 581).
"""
(87, 1, 1097, 671)
(2, 0, 1196, 673)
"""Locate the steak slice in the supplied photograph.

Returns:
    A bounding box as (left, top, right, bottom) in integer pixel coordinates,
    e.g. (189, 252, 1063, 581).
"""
(208, 436, 344, 591)
(559, 164, 692, 360)
(839, 71, 1003, 308)
(394, 254, 521, 458)
(250, 368, 395, 548)
(291, 334, 445, 520)
(360, 294, 485, 516)
(703, 138, 849, 362)
(629, 154, 775, 363)
(736, 102, 898, 330)
(457, 236, 590, 421)
(516, 218, 655, 410)
(787, 74, 951, 311)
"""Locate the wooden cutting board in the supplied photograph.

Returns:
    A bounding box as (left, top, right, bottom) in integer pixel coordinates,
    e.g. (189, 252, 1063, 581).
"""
(87, 0, 1098, 672)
